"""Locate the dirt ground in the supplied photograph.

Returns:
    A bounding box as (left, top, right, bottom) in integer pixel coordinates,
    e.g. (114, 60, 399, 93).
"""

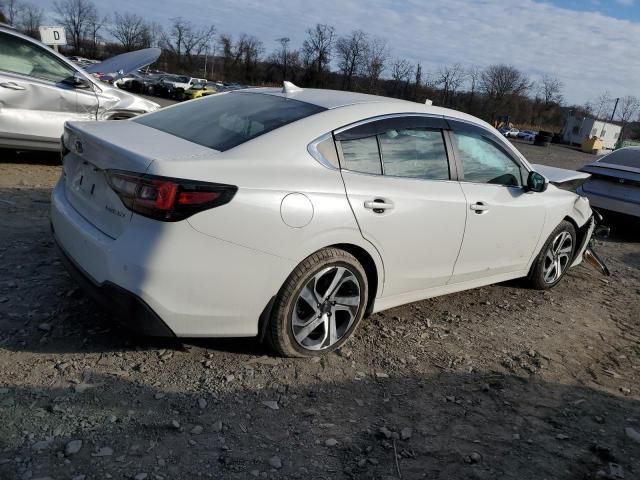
(0, 141, 639, 480)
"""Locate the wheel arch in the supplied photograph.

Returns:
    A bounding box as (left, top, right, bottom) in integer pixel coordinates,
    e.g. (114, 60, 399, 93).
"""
(563, 215, 590, 263)
(329, 242, 379, 317)
(257, 241, 383, 344)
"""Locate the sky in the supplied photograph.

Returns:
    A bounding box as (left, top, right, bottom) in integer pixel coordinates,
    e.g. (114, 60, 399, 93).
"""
(38, 0, 640, 105)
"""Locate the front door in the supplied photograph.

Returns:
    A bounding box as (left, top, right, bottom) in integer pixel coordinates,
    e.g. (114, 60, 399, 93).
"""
(336, 115, 468, 297)
(448, 122, 546, 283)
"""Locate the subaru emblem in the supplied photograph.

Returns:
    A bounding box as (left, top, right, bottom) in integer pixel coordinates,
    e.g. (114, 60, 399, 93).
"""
(74, 140, 83, 154)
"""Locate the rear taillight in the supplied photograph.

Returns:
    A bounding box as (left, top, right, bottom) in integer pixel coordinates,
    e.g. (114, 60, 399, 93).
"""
(106, 170, 237, 221)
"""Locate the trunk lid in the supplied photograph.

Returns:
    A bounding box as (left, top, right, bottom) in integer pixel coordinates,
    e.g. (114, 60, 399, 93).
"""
(62, 120, 216, 238)
(532, 164, 591, 192)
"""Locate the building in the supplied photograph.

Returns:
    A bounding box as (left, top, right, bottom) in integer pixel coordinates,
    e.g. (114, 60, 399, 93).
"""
(562, 114, 622, 150)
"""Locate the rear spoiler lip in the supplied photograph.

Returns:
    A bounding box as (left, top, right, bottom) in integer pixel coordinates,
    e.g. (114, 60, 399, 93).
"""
(579, 164, 640, 182)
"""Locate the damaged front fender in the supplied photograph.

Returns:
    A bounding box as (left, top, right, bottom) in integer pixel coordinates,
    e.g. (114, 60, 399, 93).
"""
(95, 85, 160, 120)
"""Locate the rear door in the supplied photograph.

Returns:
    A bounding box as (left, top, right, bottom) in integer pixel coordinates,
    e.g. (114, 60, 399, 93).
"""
(447, 120, 546, 283)
(335, 115, 467, 297)
(0, 31, 98, 149)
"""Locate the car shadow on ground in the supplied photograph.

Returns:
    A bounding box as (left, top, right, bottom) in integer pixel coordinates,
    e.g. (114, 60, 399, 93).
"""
(598, 211, 640, 245)
(0, 371, 638, 479)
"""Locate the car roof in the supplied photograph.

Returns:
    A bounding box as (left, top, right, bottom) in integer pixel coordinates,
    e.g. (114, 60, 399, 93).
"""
(237, 87, 494, 132)
(242, 87, 418, 110)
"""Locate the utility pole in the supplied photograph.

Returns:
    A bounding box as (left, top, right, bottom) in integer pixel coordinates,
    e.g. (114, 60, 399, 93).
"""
(204, 45, 208, 79)
(609, 97, 620, 123)
(600, 97, 619, 138)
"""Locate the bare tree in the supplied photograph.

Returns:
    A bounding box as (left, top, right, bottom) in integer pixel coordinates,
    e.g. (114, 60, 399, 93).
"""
(391, 58, 414, 96)
(436, 63, 465, 106)
(2, 0, 22, 25)
(478, 64, 531, 123)
(335, 30, 368, 89)
(363, 36, 388, 93)
(84, 12, 106, 58)
(218, 33, 262, 82)
(274, 37, 290, 80)
(161, 18, 215, 70)
(479, 64, 531, 99)
(18, 2, 44, 38)
(54, 0, 98, 54)
(110, 12, 150, 51)
(302, 23, 335, 84)
(466, 65, 481, 110)
(616, 95, 640, 142)
(617, 95, 640, 124)
(237, 34, 263, 82)
(538, 74, 564, 105)
(592, 92, 613, 121)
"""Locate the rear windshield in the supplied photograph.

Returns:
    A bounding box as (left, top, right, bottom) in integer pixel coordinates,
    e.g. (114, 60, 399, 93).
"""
(133, 92, 326, 151)
(600, 149, 640, 168)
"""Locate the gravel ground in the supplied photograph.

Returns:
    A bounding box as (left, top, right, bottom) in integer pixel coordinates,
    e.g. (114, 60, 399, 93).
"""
(0, 141, 639, 480)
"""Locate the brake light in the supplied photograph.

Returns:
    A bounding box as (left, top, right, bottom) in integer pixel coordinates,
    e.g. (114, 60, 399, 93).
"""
(106, 171, 237, 221)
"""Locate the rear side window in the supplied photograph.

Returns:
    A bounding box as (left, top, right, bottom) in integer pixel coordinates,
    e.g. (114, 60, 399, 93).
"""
(379, 128, 449, 180)
(134, 92, 326, 151)
(338, 117, 450, 180)
(341, 136, 382, 174)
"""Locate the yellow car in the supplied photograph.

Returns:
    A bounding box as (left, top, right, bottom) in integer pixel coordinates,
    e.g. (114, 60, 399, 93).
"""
(181, 83, 217, 101)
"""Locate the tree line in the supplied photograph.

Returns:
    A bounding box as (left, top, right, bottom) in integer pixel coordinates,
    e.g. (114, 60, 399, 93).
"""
(2, 0, 639, 136)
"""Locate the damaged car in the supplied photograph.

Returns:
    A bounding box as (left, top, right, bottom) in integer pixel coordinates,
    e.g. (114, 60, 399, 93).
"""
(51, 83, 609, 357)
(0, 25, 160, 152)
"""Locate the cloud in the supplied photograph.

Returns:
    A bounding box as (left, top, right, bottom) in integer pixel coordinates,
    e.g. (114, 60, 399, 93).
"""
(41, 0, 640, 104)
(616, 0, 634, 6)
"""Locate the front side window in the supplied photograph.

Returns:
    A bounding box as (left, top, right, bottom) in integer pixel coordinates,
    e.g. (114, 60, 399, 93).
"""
(0, 32, 75, 83)
(379, 128, 449, 180)
(454, 131, 523, 187)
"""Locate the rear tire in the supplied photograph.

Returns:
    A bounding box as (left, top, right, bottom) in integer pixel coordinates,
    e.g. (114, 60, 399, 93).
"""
(268, 248, 368, 357)
(527, 220, 576, 289)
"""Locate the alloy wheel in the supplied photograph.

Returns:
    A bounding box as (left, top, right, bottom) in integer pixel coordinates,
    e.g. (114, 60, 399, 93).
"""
(291, 266, 361, 351)
(542, 231, 573, 284)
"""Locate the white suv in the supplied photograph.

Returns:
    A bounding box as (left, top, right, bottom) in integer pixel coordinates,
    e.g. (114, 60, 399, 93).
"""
(0, 26, 160, 151)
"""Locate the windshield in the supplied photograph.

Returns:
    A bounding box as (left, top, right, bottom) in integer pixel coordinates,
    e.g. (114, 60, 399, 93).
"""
(133, 92, 326, 151)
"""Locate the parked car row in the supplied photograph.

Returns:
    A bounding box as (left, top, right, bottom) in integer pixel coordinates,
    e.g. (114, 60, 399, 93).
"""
(499, 127, 539, 141)
(114, 71, 248, 101)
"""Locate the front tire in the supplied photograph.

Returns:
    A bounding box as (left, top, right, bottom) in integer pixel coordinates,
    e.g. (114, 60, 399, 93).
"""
(527, 220, 576, 289)
(268, 248, 368, 357)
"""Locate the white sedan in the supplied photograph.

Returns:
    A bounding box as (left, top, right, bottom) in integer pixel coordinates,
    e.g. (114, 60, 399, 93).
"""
(51, 83, 602, 356)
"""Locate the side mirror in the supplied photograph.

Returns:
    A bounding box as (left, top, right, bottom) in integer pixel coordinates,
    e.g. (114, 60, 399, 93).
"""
(63, 73, 92, 89)
(526, 171, 548, 193)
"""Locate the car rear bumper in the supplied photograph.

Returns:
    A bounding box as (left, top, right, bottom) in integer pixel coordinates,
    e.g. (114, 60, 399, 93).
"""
(50, 177, 294, 337)
(54, 238, 176, 337)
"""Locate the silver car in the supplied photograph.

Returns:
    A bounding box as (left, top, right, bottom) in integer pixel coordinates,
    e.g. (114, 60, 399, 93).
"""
(0, 25, 159, 152)
(578, 147, 640, 218)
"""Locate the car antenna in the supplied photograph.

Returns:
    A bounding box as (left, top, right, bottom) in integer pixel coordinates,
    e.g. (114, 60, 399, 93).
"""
(282, 81, 303, 94)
